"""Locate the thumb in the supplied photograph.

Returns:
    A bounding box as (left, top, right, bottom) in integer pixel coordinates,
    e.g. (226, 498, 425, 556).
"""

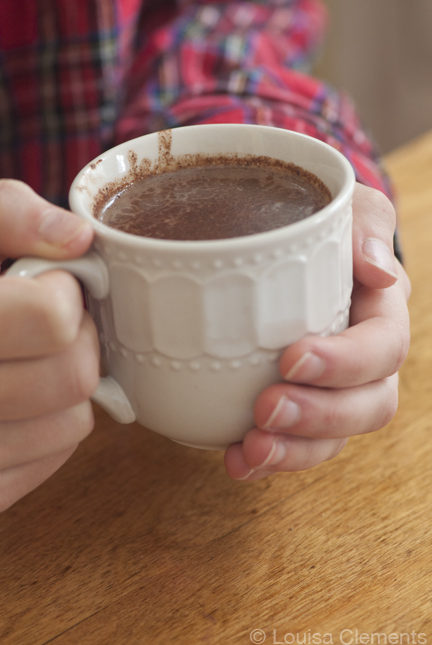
(0, 179, 93, 260)
(352, 182, 399, 289)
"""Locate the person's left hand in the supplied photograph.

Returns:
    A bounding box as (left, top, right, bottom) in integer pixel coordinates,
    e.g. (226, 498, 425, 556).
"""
(224, 183, 411, 480)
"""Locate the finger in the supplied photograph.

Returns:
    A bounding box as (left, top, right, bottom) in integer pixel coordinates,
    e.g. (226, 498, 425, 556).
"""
(0, 313, 100, 421)
(0, 446, 77, 512)
(253, 374, 399, 439)
(279, 276, 410, 389)
(352, 183, 399, 288)
(0, 271, 85, 359)
(225, 431, 347, 480)
(395, 259, 412, 301)
(0, 179, 93, 259)
(0, 402, 94, 470)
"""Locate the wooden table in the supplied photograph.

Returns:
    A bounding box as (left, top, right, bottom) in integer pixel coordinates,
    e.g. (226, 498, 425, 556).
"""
(1, 133, 432, 645)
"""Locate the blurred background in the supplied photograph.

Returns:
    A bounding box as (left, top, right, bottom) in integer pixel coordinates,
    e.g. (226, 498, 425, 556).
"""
(316, 0, 432, 154)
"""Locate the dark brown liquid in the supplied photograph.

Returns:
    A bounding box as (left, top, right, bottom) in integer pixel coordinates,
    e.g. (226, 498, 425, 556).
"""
(96, 158, 331, 241)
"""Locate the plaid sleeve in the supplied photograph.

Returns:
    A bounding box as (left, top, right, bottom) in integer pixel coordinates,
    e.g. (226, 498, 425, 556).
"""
(0, 0, 394, 208)
(116, 0, 393, 199)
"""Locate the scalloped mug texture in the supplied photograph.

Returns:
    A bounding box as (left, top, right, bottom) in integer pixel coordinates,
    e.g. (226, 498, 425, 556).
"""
(66, 124, 356, 449)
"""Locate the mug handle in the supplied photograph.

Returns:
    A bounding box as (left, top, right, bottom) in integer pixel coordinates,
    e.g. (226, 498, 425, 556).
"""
(5, 252, 136, 424)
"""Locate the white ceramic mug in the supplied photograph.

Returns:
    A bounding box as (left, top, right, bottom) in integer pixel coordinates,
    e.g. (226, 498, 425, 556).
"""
(7, 124, 355, 449)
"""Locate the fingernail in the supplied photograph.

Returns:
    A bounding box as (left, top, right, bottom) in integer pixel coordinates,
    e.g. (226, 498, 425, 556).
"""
(284, 351, 325, 382)
(39, 208, 91, 247)
(362, 238, 398, 279)
(233, 467, 256, 481)
(257, 438, 287, 468)
(263, 395, 301, 430)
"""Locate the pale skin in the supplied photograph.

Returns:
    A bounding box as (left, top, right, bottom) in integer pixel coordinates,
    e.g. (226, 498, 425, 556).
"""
(0, 179, 410, 510)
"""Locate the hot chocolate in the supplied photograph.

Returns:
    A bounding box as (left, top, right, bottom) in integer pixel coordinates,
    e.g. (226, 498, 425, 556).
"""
(95, 156, 331, 241)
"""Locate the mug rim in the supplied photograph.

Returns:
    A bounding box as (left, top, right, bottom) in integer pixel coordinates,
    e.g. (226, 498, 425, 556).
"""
(69, 124, 355, 251)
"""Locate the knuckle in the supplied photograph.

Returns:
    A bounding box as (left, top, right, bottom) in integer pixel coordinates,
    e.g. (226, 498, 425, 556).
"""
(378, 377, 399, 427)
(378, 314, 410, 376)
(70, 323, 100, 402)
(356, 184, 397, 237)
(72, 354, 99, 402)
(36, 274, 83, 349)
(0, 178, 29, 200)
(369, 187, 396, 221)
(75, 402, 95, 441)
(333, 437, 349, 459)
(0, 179, 36, 220)
(401, 267, 412, 300)
(388, 318, 410, 373)
(395, 328, 410, 372)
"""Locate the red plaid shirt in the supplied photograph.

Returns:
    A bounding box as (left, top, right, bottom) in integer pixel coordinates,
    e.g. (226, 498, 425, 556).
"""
(0, 0, 391, 208)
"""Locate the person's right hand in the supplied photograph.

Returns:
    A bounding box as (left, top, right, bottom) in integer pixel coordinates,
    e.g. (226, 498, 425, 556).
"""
(0, 180, 99, 512)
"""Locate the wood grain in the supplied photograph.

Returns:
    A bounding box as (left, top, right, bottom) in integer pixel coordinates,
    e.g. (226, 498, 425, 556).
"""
(1, 133, 431, 645)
